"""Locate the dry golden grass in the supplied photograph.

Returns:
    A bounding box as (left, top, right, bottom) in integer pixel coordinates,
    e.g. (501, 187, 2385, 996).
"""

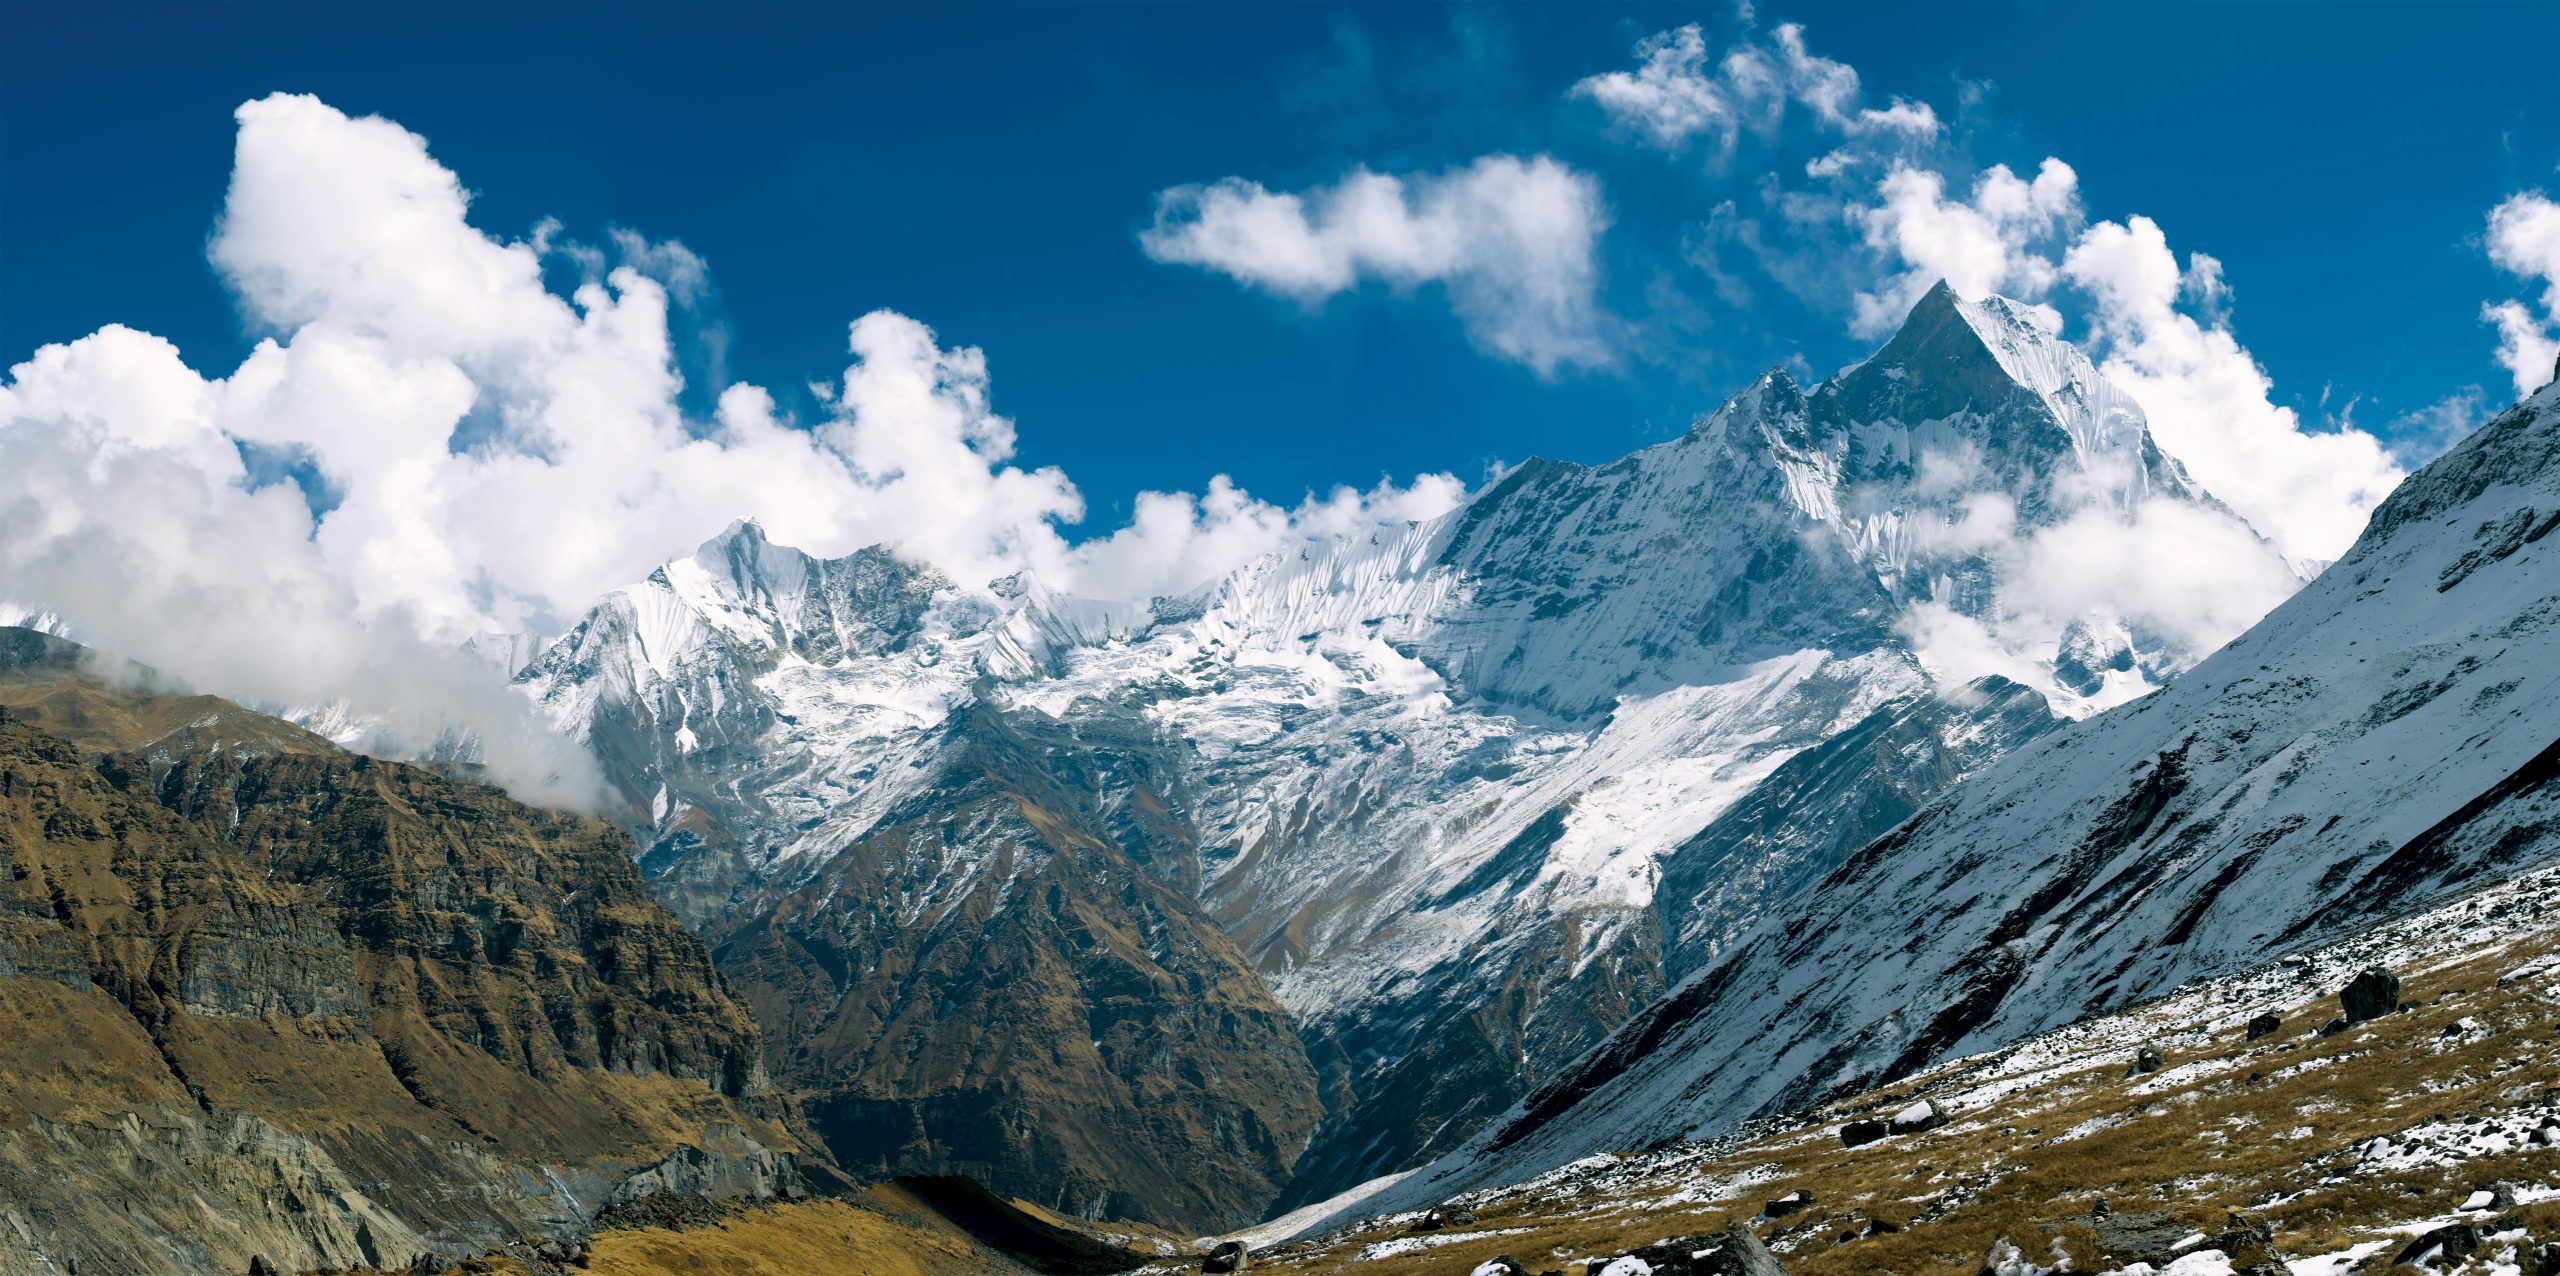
(583, 1195, 1022, 1276)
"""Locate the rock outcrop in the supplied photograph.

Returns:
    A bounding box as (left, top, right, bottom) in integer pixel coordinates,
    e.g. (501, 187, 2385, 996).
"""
(0, 630, 795, 1276)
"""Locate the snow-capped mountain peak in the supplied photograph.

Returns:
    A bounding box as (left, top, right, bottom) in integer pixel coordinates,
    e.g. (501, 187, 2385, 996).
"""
(511, 283, 2313, 1211)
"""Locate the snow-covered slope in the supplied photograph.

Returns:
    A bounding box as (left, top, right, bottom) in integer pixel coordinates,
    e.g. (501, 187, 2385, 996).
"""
(1375, 375, 2560, 1210)
(514, 283, 2299, 1210)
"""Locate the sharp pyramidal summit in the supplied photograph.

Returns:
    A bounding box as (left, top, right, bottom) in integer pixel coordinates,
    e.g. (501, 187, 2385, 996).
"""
(5, 7, 2560, 1274)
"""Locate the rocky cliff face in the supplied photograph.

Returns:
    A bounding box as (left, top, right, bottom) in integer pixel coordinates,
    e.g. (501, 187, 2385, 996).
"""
(516, 284, 2296, 1216)
(709, 700, 1322, 1230)
(0, 629, 795, 1276)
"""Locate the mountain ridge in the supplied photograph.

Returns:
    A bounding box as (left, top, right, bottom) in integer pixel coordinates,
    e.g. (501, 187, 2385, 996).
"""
(510, 283, 2305, 1217)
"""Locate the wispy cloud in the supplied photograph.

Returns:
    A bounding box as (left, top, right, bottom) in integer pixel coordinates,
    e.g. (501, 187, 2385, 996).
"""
(1571, 22, 1939, 158)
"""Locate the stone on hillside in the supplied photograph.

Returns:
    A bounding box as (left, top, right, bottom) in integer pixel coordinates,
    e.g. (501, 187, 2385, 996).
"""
(2317, 1015, 2349, 1037)
(1205, 1239, 1251, 1272)
(1840, 1118, 1888, 1148)
(2340, 968, 2401, 1024)
(1466, 1257, 1529, 1276)
(1888, 1099, 1946, 1134)
(2086, 1205, 2198, 1269)
(2128, 1046, 2164, 1076)
(1763, 1190, 1813, 1218)
(248, 1259, 277, 1276)
(2532, 1241, 2560, 1276)
(2394, 1222, 2481, 1267)
(2245, 1012, 2282, 1040)
(2207, 1211, 2288, 1276)
(1607, 1224, 1791, 1275)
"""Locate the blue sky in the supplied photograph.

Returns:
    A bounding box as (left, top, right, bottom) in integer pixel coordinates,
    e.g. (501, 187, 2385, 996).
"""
(4, 0, 2557, 533)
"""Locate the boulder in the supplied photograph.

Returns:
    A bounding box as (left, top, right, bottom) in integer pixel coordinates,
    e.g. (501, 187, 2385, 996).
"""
(2244, 1012, 2282, 1041)
(2317, 1016, 2349, 1037)
(1840, 1119, 1888, 1148)
(248, 1260, 278, 1276)
(2393, 1222, 2480, 1267)
(2532, 1241, 2560, 1276)
(1467, 1258, 1529, 1276)
(1763, 1190, 1812, 1218)
(1205, 1239, 1251, 1273)
(2340, 968, 2401, 1025)
(2128, 1047, 2164, 1076)
(1887, 1099, 1946, 1135)
(1608, 1225, 1791, 1275)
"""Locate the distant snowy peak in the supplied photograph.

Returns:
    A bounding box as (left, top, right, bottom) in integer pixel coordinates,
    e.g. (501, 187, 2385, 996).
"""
(504, 281, 2340, 1208)
(0, 605, 73, 639)
(1788, 280, 2196, 524)
(1948, 290, 2153, 470)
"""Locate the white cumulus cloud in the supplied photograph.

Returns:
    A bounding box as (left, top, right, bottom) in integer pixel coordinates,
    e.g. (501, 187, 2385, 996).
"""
(2484, 191, 2560, 398)
(1139, 155, 1613, 375)
(0, 93, 1463, 805)
(1849, 159, 2080, 339)
(2062, 216, 2404, 565)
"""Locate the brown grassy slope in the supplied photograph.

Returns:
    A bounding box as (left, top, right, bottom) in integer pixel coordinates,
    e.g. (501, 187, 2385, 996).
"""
(1241, 863, 2560, 1275)
(583, 1193, 1028, 1276)
(0, 640, 794, 1275)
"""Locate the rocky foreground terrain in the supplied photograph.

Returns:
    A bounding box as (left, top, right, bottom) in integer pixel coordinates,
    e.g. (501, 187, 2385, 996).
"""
(0, 630, 803, 1276)
(1213, 856, 2560, 1276)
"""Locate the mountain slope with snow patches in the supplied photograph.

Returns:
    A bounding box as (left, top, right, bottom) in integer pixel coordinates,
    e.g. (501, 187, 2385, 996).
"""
(1370, 374, 2560, 1214)
(514, 284, 2301, 1215)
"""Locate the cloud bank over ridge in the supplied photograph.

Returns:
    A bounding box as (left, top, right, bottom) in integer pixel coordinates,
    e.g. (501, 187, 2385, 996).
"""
(0, 93, 1461, 803)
